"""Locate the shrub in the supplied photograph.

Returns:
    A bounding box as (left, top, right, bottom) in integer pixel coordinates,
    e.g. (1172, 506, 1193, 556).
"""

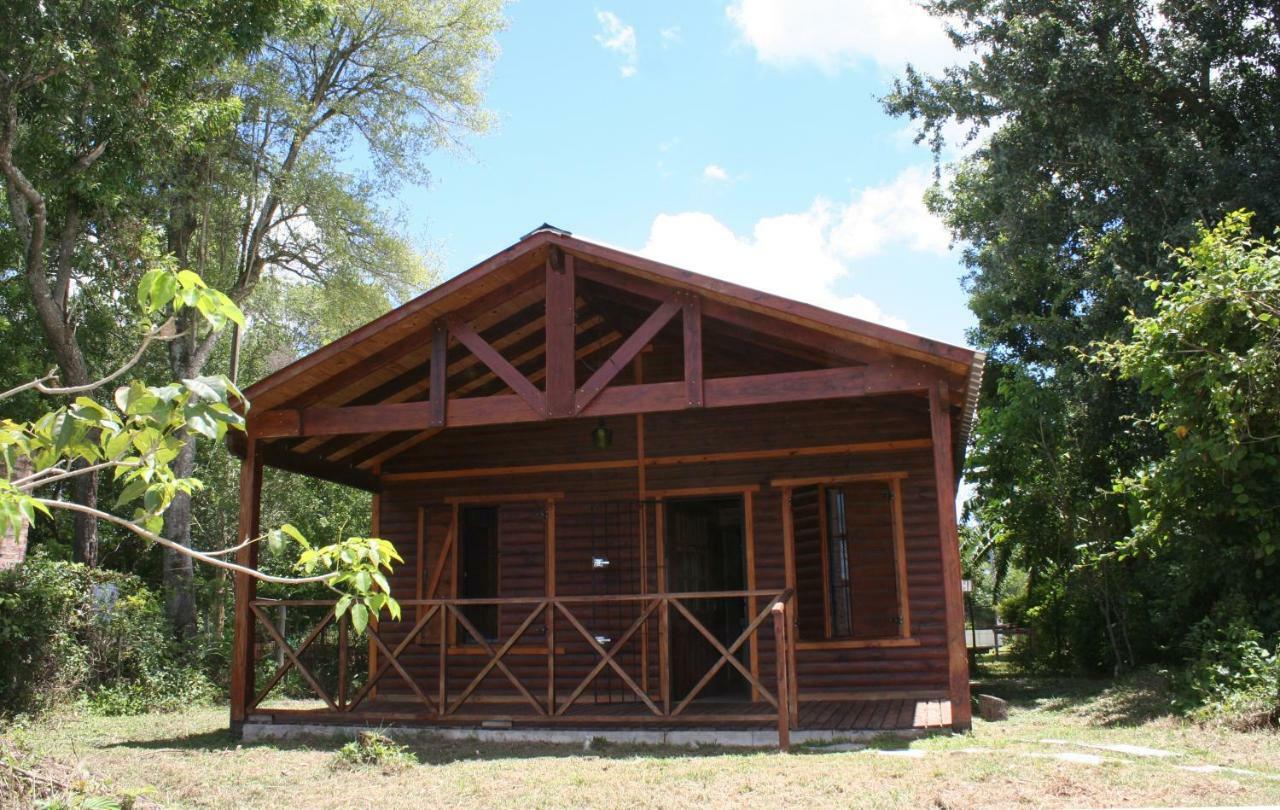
(1180, 610, 1279, 729)
(0, 551, 216, 716)
(333, 731, 418, 772)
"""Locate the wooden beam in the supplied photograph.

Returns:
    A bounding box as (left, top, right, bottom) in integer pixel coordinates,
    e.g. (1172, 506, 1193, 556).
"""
(319, 311, 606, 462)
(683, 294, 703, 408)
(574, 295, 679, 414)
(446, 316, 546, 417)
(252, 365, 939, 439)
(229, 438, 263, 732)
(349, 327, 621, 469)
(929, 381, 971, 731)
(769, 470, 910, 488)
(545, 252, 576, 418)
(257, 443, 380, 492)
(428, 321, 447, 427)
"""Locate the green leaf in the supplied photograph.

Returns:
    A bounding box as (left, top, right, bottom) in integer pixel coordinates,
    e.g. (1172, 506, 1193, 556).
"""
(335, 594, 353, 618)
(115, 478, 148, 508)
(280, 523, 307, 547)
(350, 603, 369, 635)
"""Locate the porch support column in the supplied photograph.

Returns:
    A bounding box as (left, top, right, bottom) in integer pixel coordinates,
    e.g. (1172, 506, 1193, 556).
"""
(230, 437, 263, 735)
(929, 381, 972, 730)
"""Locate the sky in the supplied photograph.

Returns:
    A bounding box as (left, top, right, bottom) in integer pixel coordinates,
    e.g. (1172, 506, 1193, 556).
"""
(395, 0, 976, 348)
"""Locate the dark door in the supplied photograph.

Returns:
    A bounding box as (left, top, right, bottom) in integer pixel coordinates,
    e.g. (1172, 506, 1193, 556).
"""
(665, 496, 748, 701)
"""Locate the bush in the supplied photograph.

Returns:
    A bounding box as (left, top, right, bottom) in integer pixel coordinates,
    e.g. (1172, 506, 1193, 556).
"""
(0, 550, 216, 716)
(333, 731, 418, 773)
(1180, 609, 1279, 728)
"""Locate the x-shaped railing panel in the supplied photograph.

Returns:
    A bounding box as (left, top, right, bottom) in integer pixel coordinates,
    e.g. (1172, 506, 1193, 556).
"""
(554, 598, 662, 715)
(250, 604, 337, 711)
(445, 601, 548, 716)
(670, 593, 787, 715)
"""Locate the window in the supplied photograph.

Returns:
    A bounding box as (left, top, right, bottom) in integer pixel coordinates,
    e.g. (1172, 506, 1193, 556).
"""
(458, 505, 499, 643)
(792, 478, 907, 643)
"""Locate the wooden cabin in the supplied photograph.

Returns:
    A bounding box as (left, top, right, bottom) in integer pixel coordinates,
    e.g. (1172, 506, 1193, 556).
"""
(228, 225, 983, 745)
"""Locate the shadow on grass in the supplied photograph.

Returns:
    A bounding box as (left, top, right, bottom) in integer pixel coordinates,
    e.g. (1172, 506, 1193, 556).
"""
(971, 667, 1177, 727)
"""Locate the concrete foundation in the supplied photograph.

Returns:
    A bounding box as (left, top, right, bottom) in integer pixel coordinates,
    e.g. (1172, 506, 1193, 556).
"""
(241, 721, 927, 748)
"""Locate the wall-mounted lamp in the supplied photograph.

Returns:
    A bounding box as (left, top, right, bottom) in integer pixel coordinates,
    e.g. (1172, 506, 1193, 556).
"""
(591, 418, 613, 450)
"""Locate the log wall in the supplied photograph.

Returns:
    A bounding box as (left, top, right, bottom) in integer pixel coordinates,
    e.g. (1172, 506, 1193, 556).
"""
(373, 393, 950, 705)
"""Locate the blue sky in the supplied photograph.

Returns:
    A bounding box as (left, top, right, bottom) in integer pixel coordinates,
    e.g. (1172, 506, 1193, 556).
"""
(398, 0, 975, 348)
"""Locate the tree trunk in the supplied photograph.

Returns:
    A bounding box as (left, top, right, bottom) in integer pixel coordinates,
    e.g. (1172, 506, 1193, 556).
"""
(162, 435, 199, 639)
(161, 198, 201, 638)
(71, 472, 99, 565)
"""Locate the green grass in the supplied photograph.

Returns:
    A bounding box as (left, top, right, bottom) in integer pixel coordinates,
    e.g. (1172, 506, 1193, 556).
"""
(5, 669, 1279, 809)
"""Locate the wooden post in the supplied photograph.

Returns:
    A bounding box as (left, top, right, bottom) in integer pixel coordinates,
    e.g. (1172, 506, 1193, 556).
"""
(546, 497, 557, 713)
(429, 321, 447, 427)
(635, 354, 650, 695)
(780, 487, 799, 727)
(229, 437, 262, 734)
(545, 250, 576, 418)
(337, 613, 349, 709)
(772, 602, 790, 752)
(745, 489, 759, 702)
(656, 501, 669, 715)
(929, 381, 972, 730)
(368, 490, 381, 697)
(682, 294, 703, 408)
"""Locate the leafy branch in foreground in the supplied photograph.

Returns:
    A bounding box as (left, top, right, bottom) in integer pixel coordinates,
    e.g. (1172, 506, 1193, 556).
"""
(0, 260, 401, 631)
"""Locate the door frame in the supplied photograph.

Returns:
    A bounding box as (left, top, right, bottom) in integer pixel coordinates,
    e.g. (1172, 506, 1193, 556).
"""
(652, 484, 760, 701)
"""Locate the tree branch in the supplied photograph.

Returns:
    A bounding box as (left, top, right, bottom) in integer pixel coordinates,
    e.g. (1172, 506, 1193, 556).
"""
(34, 497, 337, 586)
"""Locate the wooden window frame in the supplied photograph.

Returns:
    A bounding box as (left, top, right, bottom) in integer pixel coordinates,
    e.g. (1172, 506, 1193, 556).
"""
(773, 471, 915, 652)
(411, 492, 562, 648)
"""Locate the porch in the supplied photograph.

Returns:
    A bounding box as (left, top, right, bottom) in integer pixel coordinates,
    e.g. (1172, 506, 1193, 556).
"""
(241, 592, 951, 747)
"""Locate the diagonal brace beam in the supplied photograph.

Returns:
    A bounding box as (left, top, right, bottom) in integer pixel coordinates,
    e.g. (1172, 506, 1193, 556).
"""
(446, 316, 546, 416)
(574, 295, 680, 414)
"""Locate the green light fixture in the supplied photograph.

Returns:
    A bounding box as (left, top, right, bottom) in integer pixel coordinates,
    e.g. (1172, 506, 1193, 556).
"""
(591, 418, 613, 450)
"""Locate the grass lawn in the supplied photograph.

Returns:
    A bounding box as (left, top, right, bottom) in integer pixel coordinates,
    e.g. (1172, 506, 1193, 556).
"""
(6, 668, 1279, 809)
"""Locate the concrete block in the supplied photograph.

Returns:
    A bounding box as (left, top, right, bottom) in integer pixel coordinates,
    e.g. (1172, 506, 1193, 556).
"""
(977, 694, 1008, 721)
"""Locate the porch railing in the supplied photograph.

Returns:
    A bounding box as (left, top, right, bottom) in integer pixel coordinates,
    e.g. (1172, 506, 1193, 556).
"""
(243, 588, 796, 748)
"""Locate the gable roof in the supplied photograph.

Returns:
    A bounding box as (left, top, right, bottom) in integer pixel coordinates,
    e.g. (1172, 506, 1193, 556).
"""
(244, 227, 983, 422)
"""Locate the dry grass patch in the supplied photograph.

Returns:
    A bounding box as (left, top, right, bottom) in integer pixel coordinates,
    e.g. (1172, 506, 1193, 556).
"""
(5, 672, 1279, 809)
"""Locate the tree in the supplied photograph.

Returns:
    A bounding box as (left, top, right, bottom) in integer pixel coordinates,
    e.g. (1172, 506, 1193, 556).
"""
(886, 0, 1280, 668)
(1094, 211, 1280, 633)
(0, 264, 401, 635)
(155, 0, 502, 636)
(0, 0, 295, 565)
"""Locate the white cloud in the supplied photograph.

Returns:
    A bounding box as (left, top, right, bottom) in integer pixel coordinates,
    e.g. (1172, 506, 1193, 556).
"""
(660, 25, 682, 47)
(639, 166, 951, 330)
(702, 164, 730, 182)
(595, 11, 638, 77)
(830, 165, 949, 259)
(726, 0, 956, 74)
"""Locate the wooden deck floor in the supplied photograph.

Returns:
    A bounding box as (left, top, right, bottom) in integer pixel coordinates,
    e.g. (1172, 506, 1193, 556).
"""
(254, 698, 951, 731)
